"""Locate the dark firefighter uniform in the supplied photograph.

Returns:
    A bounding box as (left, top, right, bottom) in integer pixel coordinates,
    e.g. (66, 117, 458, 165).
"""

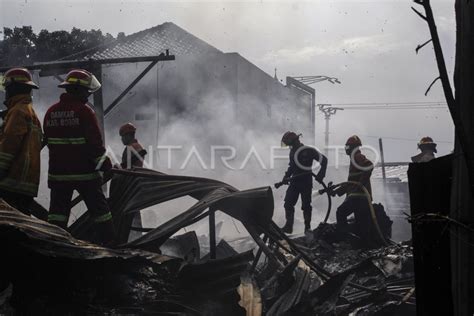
(44, 92, 113, 236)
(283, 143, 327, 231)
(335, 149, 374, 240)
(121, 141, 147, 169)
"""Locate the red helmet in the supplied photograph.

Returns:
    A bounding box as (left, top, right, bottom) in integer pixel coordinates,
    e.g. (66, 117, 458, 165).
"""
(119, 123, 137, 136)
(345, 135, 362, 147)
(58, 69, 101, 93)
(2, 68, 39, 89)
(281, 131, 301, 147)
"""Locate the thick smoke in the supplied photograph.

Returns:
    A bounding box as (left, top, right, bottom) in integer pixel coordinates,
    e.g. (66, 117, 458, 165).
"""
(8, 47, 412, 243)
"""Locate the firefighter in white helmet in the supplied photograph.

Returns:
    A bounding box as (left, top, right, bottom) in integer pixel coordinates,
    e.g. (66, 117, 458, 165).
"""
(411, 136, 437, 163)
(44, 69, 116, 246)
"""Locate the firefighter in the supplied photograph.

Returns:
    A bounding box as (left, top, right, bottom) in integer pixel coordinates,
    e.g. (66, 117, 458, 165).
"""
(411, 136, 437, 163)
(44, 69, 115, 245)
(0, 68, 42, 215)
(333, 135, 374, 241)
(280, 131, 327, 233)
(119, 122, 147, 241)
(119, 123, 147, 169)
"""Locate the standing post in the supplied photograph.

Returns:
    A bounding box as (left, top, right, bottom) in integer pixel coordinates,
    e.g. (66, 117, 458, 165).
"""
(91, 64, 105, 136)
(311, 103, 317, 145)
(324, 112, 330, 158)
(209, 208, 216, 259)
(156, 65, 160, 149)
(378, 138, 387, 184)
(318, 104, 343, 158)
(379, 138, 387, 206)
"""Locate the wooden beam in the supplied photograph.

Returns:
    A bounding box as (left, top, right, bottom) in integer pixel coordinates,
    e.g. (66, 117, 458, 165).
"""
(0, 53, 175, 74)
(209, 208, 217, 259)
(103, 60, 158, 117)
(91, 65, 105, 135)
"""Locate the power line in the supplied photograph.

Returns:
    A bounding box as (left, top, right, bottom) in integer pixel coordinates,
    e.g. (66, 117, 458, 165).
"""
(316, 101, 448, 111)
(331, 101, 447, 106)
(359, 134, 453, 144)
(340, 106, 446, 110)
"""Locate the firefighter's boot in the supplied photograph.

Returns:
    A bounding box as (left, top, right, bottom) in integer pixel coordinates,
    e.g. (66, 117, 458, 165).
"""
(303, 209, 312, 232)
(281, 208, 294, 234)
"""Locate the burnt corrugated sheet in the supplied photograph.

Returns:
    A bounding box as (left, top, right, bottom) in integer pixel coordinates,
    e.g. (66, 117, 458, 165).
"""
(70, 168, 273, 248)
(0, 202, 255, 315)
(0, 204, 170, 263)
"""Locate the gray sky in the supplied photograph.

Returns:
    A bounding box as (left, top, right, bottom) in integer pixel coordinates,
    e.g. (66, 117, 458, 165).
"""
(1, 0, 456, 161)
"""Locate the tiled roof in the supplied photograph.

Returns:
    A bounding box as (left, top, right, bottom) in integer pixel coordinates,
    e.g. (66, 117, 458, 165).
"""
(62, 22, 221, 61)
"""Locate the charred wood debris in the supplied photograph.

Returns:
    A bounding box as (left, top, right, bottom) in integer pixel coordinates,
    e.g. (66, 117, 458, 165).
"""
(0, 168, 415, 315)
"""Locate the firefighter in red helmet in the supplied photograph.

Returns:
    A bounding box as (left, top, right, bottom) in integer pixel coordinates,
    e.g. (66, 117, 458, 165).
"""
(333, 135, 374, 242)
(280, 131, 328, 233)
(411, 136, 437, 163)
(119, 123, 147, 169)
(43, 69, 116, 246)
(0, 68, 42, 215)
(119, 122, 147, 241)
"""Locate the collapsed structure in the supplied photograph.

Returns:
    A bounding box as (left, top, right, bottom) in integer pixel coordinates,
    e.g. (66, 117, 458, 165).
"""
(0, 168, 415, 315)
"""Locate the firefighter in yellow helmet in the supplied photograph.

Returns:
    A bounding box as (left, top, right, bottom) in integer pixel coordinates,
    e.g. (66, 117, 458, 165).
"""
(411, 136, 437, 163)
(280, 131, 328, 233)
(333, 135, 374, 242)
(0, 68, 42, 215)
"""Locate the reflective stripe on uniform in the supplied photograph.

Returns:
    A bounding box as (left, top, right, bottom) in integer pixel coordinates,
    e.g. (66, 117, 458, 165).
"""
(94, 154, 108, 170)
(47, 137, 86, 145)
(0, 177, 38, 196)
(0, 152, 14, 160)
(0, 152, 14, 170)
(94, 212, 112, 223)
(48, 214, 68, 222)
(94, 154, 107, 164)
(48, 172, 100, 181)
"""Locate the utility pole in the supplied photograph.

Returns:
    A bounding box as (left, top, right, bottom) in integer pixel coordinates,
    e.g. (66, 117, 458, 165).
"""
(378, 138, 387, 206)
(378, 138, 387, 184)
(288, 76, 341, 145)
(318, 104, 343, 157)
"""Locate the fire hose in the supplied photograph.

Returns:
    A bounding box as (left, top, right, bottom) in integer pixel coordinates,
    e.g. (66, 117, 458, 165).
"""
(275, 174, 389, 246)
(321, 180, 389, 246)
(274, 172, 332, 224)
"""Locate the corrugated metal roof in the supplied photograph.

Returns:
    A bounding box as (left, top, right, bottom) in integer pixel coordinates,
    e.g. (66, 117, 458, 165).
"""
(62, 22, 222, 61)
(373, 165, 409, 182)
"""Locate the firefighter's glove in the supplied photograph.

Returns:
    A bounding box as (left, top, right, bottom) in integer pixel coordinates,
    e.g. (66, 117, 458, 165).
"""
(314, 173, 325, 183)
(333, 187, 346, 197)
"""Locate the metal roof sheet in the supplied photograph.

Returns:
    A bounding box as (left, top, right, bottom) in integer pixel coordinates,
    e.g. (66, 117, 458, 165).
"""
(62, 22, 221, 61)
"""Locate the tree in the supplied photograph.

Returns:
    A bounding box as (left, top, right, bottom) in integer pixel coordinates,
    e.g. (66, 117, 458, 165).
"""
(0, 26, 116, 67)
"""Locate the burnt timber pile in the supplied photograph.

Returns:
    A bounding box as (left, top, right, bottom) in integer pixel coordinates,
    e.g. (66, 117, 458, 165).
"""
(0, 168, 415, 315)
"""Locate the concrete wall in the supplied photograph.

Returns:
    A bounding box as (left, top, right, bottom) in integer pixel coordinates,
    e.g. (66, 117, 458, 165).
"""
(14, 52, 312, 208)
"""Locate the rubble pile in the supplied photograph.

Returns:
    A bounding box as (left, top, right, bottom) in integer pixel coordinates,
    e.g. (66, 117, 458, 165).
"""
(0, 169, 415, 315)
(253, 223, 415, 315)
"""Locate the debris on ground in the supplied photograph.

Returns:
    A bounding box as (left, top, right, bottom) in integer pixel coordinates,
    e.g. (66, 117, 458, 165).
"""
(0, 169, 415, 315)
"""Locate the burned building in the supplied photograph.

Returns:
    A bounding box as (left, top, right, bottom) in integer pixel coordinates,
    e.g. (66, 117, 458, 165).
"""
(55, 22, 313, 156)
